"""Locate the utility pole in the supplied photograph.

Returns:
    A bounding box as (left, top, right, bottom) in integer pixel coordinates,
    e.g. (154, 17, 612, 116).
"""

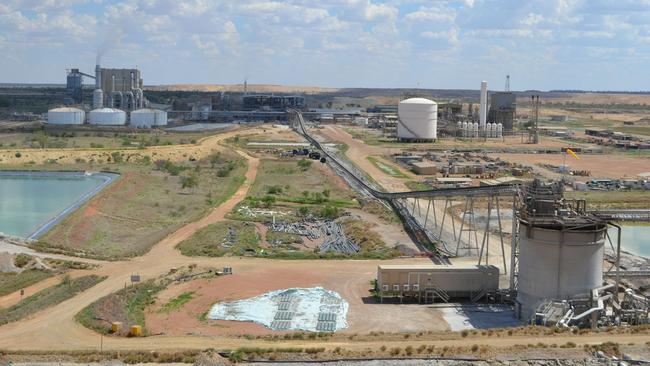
(505, 74, 510, 92)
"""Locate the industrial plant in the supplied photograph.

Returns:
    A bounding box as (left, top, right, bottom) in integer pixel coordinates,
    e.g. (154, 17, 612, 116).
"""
(52, 62, 166, 128)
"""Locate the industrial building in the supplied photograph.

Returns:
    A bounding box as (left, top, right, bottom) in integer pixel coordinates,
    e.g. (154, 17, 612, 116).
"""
(411, 161, 437, 175)
(242, 95, 306, 110)
(488, 92, 516, 131)
(397, 98, 437, 141)
(377, 264, 499, 303)
(66, 64, 145, 111)
(99, 67, 144, 110)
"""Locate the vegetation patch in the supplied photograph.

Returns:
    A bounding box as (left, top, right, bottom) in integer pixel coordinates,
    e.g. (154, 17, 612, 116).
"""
(76, 279, 166, 336)
(158, 291, 196, 313)
(405, 180, 431, 191)
(367, 156, 409, 178)
(176, 220, 260, 257)
(566, 190, 650, 209)
(0, 270, 53, 297)
(0, 275, 105, 326)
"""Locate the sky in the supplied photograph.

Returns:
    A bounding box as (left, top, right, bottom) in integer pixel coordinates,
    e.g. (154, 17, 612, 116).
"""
(1, 0, 650, 91)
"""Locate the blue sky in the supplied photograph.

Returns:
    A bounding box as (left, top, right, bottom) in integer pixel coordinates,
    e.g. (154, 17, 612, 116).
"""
(1, 0, 650, 90)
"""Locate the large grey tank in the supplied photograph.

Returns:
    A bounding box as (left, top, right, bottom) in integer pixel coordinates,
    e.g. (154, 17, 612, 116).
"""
(515, 180, 608, 321)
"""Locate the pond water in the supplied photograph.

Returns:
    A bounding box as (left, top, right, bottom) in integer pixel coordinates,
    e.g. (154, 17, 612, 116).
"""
(620, 225, 650, 258)
(0, 171, 117, 239)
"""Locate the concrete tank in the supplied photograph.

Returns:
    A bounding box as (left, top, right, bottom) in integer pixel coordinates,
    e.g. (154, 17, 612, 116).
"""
(397, 98, 437, 141)
(89, 108, 126, 125)
(47, 107, 85, 125)
(130, 108, 167, 128)
(516, 223, 607, 320)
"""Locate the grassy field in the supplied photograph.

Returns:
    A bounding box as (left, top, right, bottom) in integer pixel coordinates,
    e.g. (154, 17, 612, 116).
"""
(566, 190, 650, 209)
(366, 156, 410, 179)
(228, 158, 358, 222)
(405, 180, 432, 191)
(0, 130, 212, 150)
(0, 275, 105, 326)
(0, 270, 53, 297)
(35, 150, 248, 259)
(76, 279, 166, 336)
(176, 220, 260, 257)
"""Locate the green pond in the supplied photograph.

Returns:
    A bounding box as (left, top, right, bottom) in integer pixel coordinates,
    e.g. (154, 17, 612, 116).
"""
(0, 172, 117, 239)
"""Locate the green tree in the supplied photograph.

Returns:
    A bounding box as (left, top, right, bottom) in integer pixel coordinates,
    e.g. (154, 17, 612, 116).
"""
(181, 173, 199, 193)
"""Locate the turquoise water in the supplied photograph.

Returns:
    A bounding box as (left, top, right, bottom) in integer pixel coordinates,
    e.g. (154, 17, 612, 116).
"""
(620, 226, 650, 258)
(0, 172, 116, 238)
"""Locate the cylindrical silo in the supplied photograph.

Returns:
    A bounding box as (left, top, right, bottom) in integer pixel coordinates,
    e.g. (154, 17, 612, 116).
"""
(130, 108, 168, 128)
(47, 107, 85, 125)
(517, 223, 606, 320)
(462, 122, 468, 138)
(456, 121, 462, 137)
(397, 98, 437, 141)
(93, 89, 104, 109)
(89, 108, 126, 125)
(472, 122, 479, 138)
(497, 123, 503, 138)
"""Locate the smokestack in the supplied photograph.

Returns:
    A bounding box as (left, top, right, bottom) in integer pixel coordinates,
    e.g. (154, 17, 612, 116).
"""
(95, 64, 101, 89)
(480, 81, 487, 130)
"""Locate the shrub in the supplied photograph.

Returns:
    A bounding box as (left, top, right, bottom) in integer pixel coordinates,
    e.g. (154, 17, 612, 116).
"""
(297, 159, 312, 170)
(14, 152, 21, 158)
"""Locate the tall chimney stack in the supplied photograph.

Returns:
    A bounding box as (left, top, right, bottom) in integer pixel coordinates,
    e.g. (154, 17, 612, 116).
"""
(480, 81, 487, 130)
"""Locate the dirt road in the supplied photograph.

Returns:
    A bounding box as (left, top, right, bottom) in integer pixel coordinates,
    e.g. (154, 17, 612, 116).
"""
(317, 125, 411, 192)
(492, 152, 650, 179)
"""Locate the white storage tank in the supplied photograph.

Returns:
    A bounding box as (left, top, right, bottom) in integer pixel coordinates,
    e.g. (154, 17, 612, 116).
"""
(397, 98, 437, 141)
(89, 108, 126, 126)
(47, 107, 85, 125)
(130, 108, 168, 128)
(462, 122, 468, 137)
(497, 123, 503, 138)
(472, 122, 479, 138)
(516, 221, 607, 320)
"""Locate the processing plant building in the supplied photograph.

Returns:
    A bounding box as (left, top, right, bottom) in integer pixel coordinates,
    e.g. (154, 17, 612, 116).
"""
(488, 92, 516, 131)
(66, 64, 145, 111)
(243, 94, 306, 110)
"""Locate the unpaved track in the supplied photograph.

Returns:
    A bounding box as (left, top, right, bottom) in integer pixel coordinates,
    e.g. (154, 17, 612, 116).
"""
(318, 126, 409, 192)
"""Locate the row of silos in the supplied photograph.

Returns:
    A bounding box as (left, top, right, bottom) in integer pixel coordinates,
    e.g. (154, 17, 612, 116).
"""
(456, 121, 503, 138)
(47, 107, 167, 127)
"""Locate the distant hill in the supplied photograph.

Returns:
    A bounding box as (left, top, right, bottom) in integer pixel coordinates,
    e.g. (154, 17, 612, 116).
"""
(147, 84, 339, 94)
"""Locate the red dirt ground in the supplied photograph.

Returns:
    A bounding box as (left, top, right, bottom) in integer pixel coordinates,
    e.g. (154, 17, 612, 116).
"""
(144, 261, 448, 337)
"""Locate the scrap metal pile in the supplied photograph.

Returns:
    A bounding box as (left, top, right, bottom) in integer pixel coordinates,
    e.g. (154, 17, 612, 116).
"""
(319, 221, 360, 254)
(268, 220, 360, 254)
(268, 222, 321, 240)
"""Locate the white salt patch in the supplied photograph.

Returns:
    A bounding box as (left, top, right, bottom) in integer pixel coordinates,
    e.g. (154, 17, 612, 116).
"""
(208, 287, 348, 332)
